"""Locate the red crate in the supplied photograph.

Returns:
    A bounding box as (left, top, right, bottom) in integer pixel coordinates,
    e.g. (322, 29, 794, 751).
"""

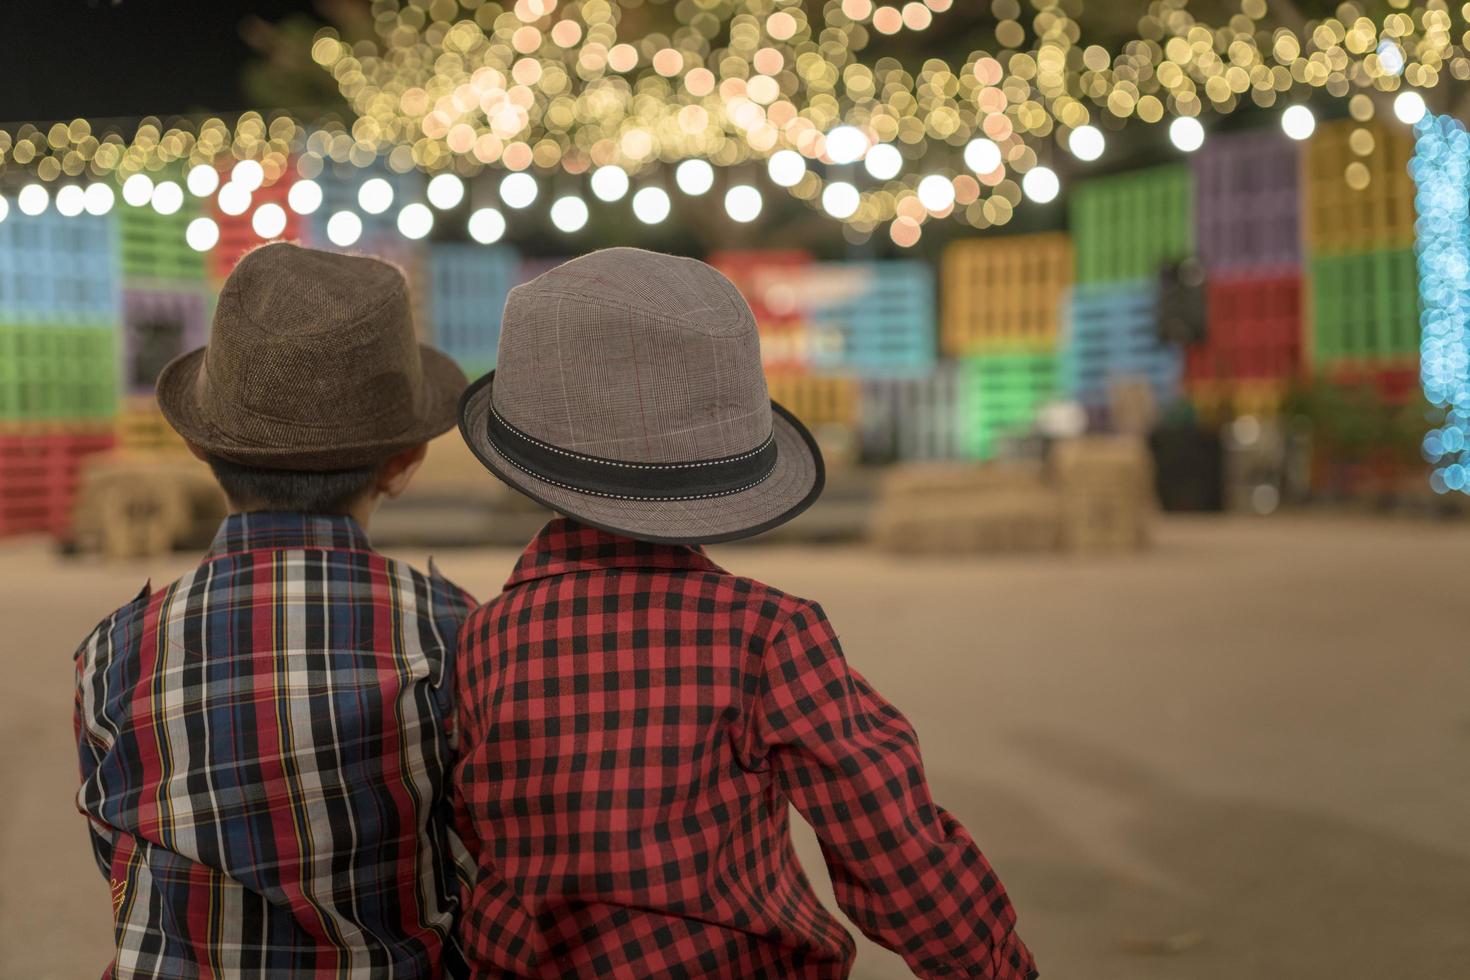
(709, 251, 813, 370)
(709, 250, 812, 325)
(209, 166, 301, 282)
(1186, 275, 1302, 383)
(1329, 364, 1421, 405)
(0, 429, 115, 536)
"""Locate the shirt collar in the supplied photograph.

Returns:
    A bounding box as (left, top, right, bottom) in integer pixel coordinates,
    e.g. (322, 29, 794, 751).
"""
(505, 517, 725, 589)
(205, 511, 374, 559)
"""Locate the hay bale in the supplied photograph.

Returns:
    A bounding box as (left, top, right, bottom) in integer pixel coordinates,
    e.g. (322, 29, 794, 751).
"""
(871, 491, 1062, 554)
(1051, 435, 1156, 552)
(870, 461, 1060, 554)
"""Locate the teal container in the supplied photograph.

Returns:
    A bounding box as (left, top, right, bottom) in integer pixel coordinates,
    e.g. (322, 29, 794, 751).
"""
(1071, 164, 1194, 283)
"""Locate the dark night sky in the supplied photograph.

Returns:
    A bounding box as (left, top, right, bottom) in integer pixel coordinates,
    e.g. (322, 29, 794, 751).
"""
(1, 0, 317, 123)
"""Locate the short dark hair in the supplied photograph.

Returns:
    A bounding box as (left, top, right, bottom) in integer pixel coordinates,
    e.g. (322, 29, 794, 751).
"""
(204, 455, 383, 514)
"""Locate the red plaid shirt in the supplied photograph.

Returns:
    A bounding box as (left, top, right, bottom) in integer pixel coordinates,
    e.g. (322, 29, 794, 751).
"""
(452, 519, 1036, 979)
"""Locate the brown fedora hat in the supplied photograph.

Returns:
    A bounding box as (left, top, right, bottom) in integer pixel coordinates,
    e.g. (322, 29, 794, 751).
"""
(157, 242, 467, 471)
(458, 247, 824, 544)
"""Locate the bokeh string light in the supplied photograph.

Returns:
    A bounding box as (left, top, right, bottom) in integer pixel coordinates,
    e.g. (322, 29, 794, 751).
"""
(0, 1, 1465, 242)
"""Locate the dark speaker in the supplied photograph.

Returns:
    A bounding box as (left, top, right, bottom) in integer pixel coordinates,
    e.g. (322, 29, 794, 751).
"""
(130, 316, 185, 389)
(1157, 258, 1207, 345)
(1149, 425, 1224, 512)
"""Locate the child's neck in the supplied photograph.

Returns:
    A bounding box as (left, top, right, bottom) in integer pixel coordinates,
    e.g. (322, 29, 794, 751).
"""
(226, 495, 381, 531)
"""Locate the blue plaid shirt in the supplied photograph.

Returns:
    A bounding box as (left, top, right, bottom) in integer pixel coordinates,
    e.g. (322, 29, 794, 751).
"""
(74, 512, 476, 978)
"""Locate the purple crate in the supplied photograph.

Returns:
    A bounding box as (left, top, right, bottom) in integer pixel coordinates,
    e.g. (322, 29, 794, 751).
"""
(1194, 128, 1301, 273)
(516, 257, 568, 285)
(123, 287, 209, 393)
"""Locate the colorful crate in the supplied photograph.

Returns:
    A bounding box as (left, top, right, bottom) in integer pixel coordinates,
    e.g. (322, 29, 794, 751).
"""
(960, 352, 1059, 459)
(118, 197, 206, 281)
(1304, 119, 1416, 255)
(756, 320, 842, 369)
(805, 261, 935, 376)
(516, 257, 567, 283)
(1308, 249, 1419, 365)
(115, 394, 185, 453)
(860, 366, 967, 462)
(209, 169, 301, 282)
(429, 243, 519, 377)
(0, 210, 119, 324)
(1185, 378, 1288, 422)
(1194, 128, 1301, 273)
(1066, 280, 1183, 409)
(1187, 275, 1302, 382)
(1070, 164, 1194, 283)
(1327, 364, 1421, 406)
(122, 285, 210, 393)
(941, 233, 1071, 354)
(710, 250, 811, 323)
(711, 250, 815, 371)
(0, 325, 117, 420)
(0, 428, 116, 536)
(765, 373, 860, 429)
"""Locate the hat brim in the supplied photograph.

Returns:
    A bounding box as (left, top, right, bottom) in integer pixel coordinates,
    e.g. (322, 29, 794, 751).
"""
(458, 371, 825, 545)
(156, 344, 468, 470)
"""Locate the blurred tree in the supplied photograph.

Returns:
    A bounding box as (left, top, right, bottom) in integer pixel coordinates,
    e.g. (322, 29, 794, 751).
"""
(241, 0, 375, 113)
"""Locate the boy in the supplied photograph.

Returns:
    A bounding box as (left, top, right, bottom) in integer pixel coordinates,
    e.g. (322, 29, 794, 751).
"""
(453, 248, 1037, 978)
(74, 243, 475, 977)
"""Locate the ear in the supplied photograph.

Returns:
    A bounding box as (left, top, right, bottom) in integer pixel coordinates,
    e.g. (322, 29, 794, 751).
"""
(378, 443, 429, 499)
(185, 441, 210, 464)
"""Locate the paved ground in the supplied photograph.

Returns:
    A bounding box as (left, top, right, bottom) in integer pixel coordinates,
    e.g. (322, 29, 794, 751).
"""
(2, 515, 1467, 979)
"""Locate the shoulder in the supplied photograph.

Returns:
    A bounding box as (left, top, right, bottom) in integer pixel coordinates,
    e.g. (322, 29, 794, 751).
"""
(709, 570, 834, 647)
(74, 580, 156, 664)
(382, 555, 478, 625)
(426, 557, 478, 617)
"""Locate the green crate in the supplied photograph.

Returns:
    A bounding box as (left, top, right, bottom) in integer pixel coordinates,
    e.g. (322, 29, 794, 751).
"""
(0, 325, 118, 420)
(959, 352, 1059, 459)
(1308, 249, 1419, 364)
(454, 356, 496, 383)
(1071, 164, 1194, 283)
(118, 199, 205, 282)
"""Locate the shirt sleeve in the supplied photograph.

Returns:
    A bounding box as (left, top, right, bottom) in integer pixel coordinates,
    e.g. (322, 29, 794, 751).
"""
(74, 633, 116, 881)
(747, 601, 1037, 980)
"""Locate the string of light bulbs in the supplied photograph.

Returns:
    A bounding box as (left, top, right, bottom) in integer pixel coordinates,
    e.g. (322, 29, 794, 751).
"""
(0, 0, 1463, 248)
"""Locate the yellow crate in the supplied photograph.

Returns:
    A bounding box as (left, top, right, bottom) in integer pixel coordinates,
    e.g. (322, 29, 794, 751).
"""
(1186, 379, 1287, 423)
(116, 395, 187, 453)
(1303, 119, 1415, 254)
(941, 233, 1071, 356)
(765, 373, 860, 428)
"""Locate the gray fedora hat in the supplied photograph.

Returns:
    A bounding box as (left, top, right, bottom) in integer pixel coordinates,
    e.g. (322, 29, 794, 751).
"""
(458, 247, 824, 544)
(156, 242, 467, 470)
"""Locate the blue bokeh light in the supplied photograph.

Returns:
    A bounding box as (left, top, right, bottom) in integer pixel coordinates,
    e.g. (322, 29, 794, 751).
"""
(1410, 114, 1470, 494)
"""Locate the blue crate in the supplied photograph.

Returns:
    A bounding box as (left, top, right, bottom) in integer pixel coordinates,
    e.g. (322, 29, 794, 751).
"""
(0, 210, 119, 325)
(306, 162, 425, 246)
(1065, 279, 1182, 408)
(809, 261, 935, 377)
(429, 243, 519, 373)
